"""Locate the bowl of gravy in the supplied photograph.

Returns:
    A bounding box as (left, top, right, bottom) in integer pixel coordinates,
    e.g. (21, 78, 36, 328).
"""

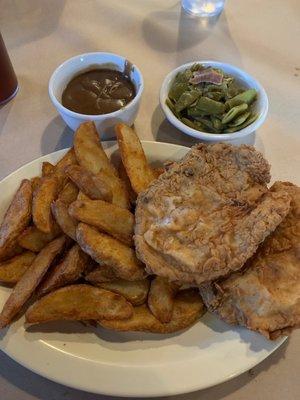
(49, 52, 144, 139)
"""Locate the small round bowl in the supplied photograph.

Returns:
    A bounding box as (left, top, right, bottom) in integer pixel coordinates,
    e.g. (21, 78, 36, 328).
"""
(49, 52, 144, 139)
(160, 61, 268, 143)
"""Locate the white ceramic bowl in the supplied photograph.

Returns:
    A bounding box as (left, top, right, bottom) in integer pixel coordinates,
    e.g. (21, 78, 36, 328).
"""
(160, 61, 268, 143)
(49, 52, 144, 139)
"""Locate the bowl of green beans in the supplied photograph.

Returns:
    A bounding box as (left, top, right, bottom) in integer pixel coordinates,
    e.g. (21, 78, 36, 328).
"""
(160, 61, 268, 142)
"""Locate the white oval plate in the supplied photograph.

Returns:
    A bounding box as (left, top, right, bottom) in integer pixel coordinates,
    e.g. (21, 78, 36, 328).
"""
(0, 141, 285, 397)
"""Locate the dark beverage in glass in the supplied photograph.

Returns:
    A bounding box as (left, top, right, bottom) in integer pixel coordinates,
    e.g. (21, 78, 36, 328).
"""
(0, 32, 18, 105)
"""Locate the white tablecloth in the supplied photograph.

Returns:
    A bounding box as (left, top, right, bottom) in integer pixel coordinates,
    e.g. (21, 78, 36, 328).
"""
(0, 1, 299, 399)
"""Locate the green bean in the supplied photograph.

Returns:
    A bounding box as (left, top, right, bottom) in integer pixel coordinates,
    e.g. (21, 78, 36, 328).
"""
(181, 117, 207, 131)
(226, 82, 243, 99)
(226, 89, 257, 109)
(191, 63, 204, 72)
(187, 107, 207, 118)
(222, 103, 248, 124)
(167, 64, 258, 134)
(210, 115, 223, 130)
(166, 98, 180, 118)
(169, 83, 189, 101)
(206, 91, 224, 101)
(175, 69, 193, 84)
(194, 117, 218, 133)
(223, 77, 234, 86)
(204, 82, 227, 93)
(194, 97, 225, 115)
(194, 120, 207, 131)
(228, 111, 251, 127)
(175, 90, 200, 113)
(181, 117, 197, 129)
(224, 113, 258, 132)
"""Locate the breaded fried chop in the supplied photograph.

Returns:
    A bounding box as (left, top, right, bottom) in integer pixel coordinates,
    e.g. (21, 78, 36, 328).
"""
(135, 144, 291, 285)
(200, 182, 300, 339)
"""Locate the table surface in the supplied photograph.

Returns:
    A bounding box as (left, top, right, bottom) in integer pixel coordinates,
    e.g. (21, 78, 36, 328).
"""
(0, 0, 299, 399)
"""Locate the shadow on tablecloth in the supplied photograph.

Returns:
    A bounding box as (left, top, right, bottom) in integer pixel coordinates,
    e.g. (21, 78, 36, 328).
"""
(0, 0, 66, 49)
(142, 4, 242, 69)
(41, 116, 74, 155)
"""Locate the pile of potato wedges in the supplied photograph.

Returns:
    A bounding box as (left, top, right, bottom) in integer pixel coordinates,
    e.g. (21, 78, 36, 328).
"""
(0, 122, 205, 334)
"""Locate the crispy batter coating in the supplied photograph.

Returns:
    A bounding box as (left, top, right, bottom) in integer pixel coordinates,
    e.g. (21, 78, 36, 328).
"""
(135, 144, 290, 284)
(200, 182, 300, 339)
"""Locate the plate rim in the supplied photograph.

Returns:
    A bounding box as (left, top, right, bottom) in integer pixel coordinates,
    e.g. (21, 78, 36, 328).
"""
(0, 141, 286, 397)
(1, 333, 285, 398)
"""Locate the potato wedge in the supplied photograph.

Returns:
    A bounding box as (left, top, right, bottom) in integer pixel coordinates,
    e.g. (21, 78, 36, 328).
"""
(58, 181, 79, 205)
(41, 151, 74, 190)
(148, 277, 178, 323)
(31, 176, 41, 192)
(118, 161, 137, 205)
(115, 123, 156, 194)
(18, 224, 61, 252)
(0, 251, 36, 284)
(100, 289, 205, 333)
(32, 176, 60, 233)
(76, 223, 145, 281)
(74, 122, 117, 177)
(26, 284, 133, 324)
(42, 155, 69, 185)
(69, 199, 134, 245)
(55, 148, 77, 171)
(38, 244, 89, 296)
(0, 179, 32, 261)
(0, 245, 24, 262)
(96, 170, 129, 209)
(51, 199, 78, 240)
(42, 162, 56, 177)
(65, 165, 112, 202)
(0, 236, 67, 328)
(96, 279, 150, 306)
(85, 265, 117, 283)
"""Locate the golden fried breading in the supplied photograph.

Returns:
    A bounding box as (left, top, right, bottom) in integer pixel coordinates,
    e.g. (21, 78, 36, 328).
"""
(135, 144, 290, 285)
(200, 182, 300, 339)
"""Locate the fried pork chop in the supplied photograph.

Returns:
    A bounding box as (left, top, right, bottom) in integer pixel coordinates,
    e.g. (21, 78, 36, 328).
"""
(135, 144, 291, 285)
(199, 182, 300, 339)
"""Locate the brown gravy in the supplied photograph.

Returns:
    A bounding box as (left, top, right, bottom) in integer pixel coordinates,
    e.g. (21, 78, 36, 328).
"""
(62, 68, 136, 115)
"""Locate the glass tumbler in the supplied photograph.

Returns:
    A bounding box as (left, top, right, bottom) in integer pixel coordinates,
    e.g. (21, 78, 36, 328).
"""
(0, 32, 18, 105)
(181, 0, 225, 17)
